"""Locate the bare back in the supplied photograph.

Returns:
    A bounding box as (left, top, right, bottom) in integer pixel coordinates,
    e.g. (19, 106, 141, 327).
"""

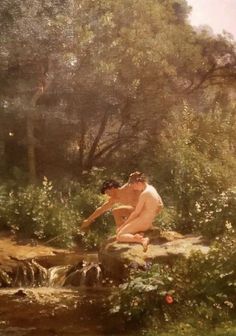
(112, 183, 141, 207)
(137, 184, 163, 219)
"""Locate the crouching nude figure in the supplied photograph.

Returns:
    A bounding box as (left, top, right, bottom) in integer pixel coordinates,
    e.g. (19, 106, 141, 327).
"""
(80, 179, 141, 230)
(116, 172, 163, 252)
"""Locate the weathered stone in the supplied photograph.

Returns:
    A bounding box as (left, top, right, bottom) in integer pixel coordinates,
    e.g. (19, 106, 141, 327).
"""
(63, 262, 102, 287)
(14, 289, 27, 297)
(98, 230, 210, 281)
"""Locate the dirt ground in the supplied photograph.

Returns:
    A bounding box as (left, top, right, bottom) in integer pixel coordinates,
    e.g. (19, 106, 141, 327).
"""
(0, 231, 69, 272)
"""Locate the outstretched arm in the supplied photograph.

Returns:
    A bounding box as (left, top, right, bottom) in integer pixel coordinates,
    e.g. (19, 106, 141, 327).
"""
(81, 199, 114, 229)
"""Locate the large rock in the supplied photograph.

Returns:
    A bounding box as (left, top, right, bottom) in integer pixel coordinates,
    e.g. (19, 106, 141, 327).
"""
(98, 229, 210, 281)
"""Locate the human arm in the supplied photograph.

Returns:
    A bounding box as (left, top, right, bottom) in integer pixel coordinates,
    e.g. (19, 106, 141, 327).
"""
(81, 199, 114, 230)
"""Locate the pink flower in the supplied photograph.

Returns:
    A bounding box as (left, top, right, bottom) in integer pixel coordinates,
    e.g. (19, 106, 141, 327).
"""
(165, 294, 174, 304)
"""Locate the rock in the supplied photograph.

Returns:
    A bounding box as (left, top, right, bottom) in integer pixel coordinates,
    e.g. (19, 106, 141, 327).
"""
(98, 229, 210, 281)
(63, 261, 102, 287)
(14, 289, 27, 297)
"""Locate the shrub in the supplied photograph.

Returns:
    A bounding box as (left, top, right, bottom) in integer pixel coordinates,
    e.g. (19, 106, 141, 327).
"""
(110, 228, 236, 329)
(145, 103, 236, 237)
(0, 184, 11, 230)
(0, 177, 114, 248)
(0, 178, 82, 246)
(192, 187, 236, 238)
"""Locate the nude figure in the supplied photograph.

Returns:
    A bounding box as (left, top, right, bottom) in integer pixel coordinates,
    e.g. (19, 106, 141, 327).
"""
(116, 172, 163, 252)
(80, 179, 141, 230)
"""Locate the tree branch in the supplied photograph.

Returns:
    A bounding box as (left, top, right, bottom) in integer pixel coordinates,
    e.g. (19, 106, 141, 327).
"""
(85, 109, 109, 168)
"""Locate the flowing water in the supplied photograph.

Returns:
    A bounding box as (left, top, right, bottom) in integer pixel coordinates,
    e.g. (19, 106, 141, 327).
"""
(0, 253, 125, 336)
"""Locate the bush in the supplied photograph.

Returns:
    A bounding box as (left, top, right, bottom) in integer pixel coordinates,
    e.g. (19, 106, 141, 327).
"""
(72, 186, 115, 250)
(0, 178, 82, 246)
(192, 188, 236, 238)
(153, 206, 178, 231)
(145, 103, 236, 237)
(0, 177, 114, 248)
(0, 184, 10, 230)
(144, 321, 236, 336)
(110, 228, 236, 329)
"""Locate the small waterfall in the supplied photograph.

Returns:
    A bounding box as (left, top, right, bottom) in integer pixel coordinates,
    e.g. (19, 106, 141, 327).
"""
(0, 258, 103, 288)
(48, 265, 71, 287)
(77, 262, 102, 287)
(0, 269, 12, 287)
(31, 260, 48, 286)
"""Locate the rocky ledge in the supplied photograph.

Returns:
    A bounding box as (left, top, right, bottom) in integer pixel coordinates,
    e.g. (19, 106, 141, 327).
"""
(98, 229, 210, 281)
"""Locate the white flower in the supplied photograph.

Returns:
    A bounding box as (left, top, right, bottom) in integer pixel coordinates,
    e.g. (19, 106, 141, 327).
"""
(225, 221, 232, 230)
(195, 202, 201, 213)
(224, 301, 234, 309)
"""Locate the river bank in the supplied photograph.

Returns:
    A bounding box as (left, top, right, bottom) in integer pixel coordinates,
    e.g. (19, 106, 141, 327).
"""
(0, 231, 123, 335)
(0, 230, 235, 336)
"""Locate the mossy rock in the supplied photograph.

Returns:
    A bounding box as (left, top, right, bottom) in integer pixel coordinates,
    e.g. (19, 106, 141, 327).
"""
(98, 229, 210, 281)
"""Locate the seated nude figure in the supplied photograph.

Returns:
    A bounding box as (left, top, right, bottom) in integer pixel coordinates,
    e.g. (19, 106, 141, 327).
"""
(80, 179, 141, 230)
(116, 172, 163, 252)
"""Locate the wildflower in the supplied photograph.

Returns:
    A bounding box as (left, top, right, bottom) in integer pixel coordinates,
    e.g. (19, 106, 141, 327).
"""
(224, 301, 234, 309)
(165, 294, 174, 304)
(195, 202, 201, 213)
(225, 221, 232, 230)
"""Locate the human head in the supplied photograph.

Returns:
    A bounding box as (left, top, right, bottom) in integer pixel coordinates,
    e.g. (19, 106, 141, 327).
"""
(128, 171, 147, 191)
(100, 179, 121, 195)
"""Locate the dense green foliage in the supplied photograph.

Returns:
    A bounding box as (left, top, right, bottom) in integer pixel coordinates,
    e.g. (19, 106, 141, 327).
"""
(110, 229, 236, 332)
(148, 102, 236, 237)
(0, 177, 113, 248)
(144, 321, 236, 336)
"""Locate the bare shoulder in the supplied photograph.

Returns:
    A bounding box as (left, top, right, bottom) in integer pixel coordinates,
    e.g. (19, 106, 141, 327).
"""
(119, 183, 130, 191)
(142, 185, 159, 197)
(119, 183, 137, 195)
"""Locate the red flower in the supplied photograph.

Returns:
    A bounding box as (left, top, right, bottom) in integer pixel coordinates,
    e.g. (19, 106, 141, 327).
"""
(165, 294, 174, 304)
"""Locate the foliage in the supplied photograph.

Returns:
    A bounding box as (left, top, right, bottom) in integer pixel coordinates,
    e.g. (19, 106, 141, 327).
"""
(144, 321, 236, 336)
(145, 102, 236, 237)
(0, 178, 79, 246)
(71, 179, 115, 250)
(0, 0, 235, 180)
(110, 229, 236, 329)
(153, 206, 178, 232)
(0, 177, 113, 248)
(192, 188, 236, 238)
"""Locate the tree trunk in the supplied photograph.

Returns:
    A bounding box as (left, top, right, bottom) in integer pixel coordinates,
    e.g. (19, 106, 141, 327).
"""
(0, 141, 6, 171)
(0, 120, 7, 172)
(26, 59, 53, 183)
(78, 112, 86, 174)
(26, 110, 37, 184)
(85, 110, 109, 169)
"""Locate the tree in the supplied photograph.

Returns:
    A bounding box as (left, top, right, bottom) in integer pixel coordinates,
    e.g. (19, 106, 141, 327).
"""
(1, 0, 235, 181)
(0, 0, 76, 182)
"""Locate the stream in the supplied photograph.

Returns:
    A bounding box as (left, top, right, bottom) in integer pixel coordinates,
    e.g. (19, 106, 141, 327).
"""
(0, 253, 126, 336)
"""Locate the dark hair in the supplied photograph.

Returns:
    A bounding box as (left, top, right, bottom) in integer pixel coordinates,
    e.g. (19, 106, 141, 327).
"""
(128, 171, 147, 184)
(101, 179, 121, 194)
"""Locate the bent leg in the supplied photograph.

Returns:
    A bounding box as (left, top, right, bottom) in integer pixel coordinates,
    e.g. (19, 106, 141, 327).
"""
(112, 206, 134, 228)
(116, 217, 151, 251)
